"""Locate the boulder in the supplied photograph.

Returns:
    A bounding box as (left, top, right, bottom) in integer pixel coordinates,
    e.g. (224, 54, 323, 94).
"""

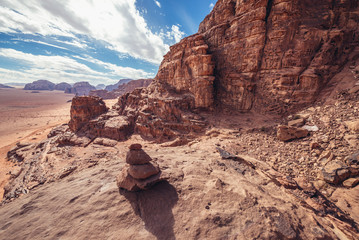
(288, 118, 305, 127)
(277, 125, 309, 141)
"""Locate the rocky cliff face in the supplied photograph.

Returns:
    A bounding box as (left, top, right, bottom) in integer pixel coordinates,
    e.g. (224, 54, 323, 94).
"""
(156, 35, 215, 109)
(155, 0, 359, 113)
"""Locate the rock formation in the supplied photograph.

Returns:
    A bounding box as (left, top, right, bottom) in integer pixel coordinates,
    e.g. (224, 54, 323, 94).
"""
(156, 35, 215, 109)
(68, 96, 108, 132)
(105, 0, 359, 141)
(54, 82, 72, 91)
(105, 79, 132, 91)
(196, 0, 359, 112)
(90, 79, 152, 99)
(24, 80, 55, 91)
(65, 82, 96, 96)
(117, 144, 162, 191)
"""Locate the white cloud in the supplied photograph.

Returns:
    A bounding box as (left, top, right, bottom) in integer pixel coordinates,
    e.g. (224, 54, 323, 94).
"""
(165, 25, 185, 43)
(154, 1, 161, 8)
(209, 3, 215, 9)
(0, 48, 154, 85)
(13, 38, 69, 51)
(0, 0, 181, 64)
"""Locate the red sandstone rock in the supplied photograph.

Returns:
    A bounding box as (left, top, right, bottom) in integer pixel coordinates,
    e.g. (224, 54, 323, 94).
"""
(128, 163, 159, 179)
(159, 0, 358, 113)
(126, 149, 152, 165)
(129, 144, 142, 150)
(277, 125, 309, 141)
(68, 96, 108, 132)
(156, 35, 215, 109)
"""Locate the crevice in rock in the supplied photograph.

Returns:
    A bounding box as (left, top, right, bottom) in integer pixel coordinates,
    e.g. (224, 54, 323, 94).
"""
(256, 0, 273, 75)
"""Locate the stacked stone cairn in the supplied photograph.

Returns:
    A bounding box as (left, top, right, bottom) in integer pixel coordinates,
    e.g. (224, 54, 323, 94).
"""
(117, 144, 161, 191)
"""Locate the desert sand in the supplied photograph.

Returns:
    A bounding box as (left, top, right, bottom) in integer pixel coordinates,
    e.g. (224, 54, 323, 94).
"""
(0, 88, 73, 200)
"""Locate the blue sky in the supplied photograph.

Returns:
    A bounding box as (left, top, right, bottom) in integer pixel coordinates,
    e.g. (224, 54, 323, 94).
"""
(0, 0, 216, 86)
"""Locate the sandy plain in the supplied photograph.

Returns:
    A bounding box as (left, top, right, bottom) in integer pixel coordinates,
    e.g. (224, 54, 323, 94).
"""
(0, 88, 74, 199)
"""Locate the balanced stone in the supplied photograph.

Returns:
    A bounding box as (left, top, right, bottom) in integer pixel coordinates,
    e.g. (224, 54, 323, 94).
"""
(129, 143, 142, 150)
(126, 149, 152, 165)
(128, 163, 159, 179)
(117, 165, 162, 191)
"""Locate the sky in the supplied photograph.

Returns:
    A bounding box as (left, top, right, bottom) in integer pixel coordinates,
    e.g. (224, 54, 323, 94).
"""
(0, 0, 216, 86)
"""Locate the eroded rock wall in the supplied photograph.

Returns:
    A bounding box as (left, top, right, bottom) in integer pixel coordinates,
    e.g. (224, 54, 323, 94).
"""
(155, 0, 359, 112)
(156, 34, 215, 109)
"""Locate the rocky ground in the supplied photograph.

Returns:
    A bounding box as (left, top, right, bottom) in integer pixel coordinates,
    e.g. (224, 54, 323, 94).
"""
(0, 83, 358, 239)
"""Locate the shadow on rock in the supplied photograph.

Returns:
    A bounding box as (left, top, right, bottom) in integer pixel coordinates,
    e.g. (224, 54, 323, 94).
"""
(120, 181, 178, 240)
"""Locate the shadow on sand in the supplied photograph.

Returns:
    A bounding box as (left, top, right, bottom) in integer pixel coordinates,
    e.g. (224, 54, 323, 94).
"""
(120, 181, 178, 240)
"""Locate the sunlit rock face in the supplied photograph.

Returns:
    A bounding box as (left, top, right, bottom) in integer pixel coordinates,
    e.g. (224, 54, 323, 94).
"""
(195, 0, 358, 112)
(156, 34, 215, 109)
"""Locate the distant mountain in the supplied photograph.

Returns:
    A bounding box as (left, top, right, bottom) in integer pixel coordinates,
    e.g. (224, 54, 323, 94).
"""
(24, 80, 55, 90)
(54, 82, 72, 91)
(105, 79, 132, 91)
(96, 84, 106, 90)
(4, 82, 25, 87)
(65, 82, 96, 96)
(90, 79, 152, 99)
(0, 84, 14, 88)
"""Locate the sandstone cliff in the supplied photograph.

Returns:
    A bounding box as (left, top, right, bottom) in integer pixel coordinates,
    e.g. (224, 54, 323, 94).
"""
(155, 0, 359, 113)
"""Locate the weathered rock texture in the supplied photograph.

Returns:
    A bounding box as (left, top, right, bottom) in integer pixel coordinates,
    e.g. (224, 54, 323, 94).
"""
(24, 80, 55, 91)
(154, 0, 359, 113)
(68, 96, 108, 132)
(65, 82, 96, 96)
(90, 79, 152, 99)
(156, 35, 215, 109)
(115, 83, 207, 142)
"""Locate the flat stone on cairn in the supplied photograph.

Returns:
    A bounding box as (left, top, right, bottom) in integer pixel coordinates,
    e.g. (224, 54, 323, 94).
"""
(117, 144, 161, 191)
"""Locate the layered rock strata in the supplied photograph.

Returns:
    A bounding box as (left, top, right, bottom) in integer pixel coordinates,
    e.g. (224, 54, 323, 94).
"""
(150, 0, 359, 113)
(156, 34, 215, 109)
(117, 144, 162, 191)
